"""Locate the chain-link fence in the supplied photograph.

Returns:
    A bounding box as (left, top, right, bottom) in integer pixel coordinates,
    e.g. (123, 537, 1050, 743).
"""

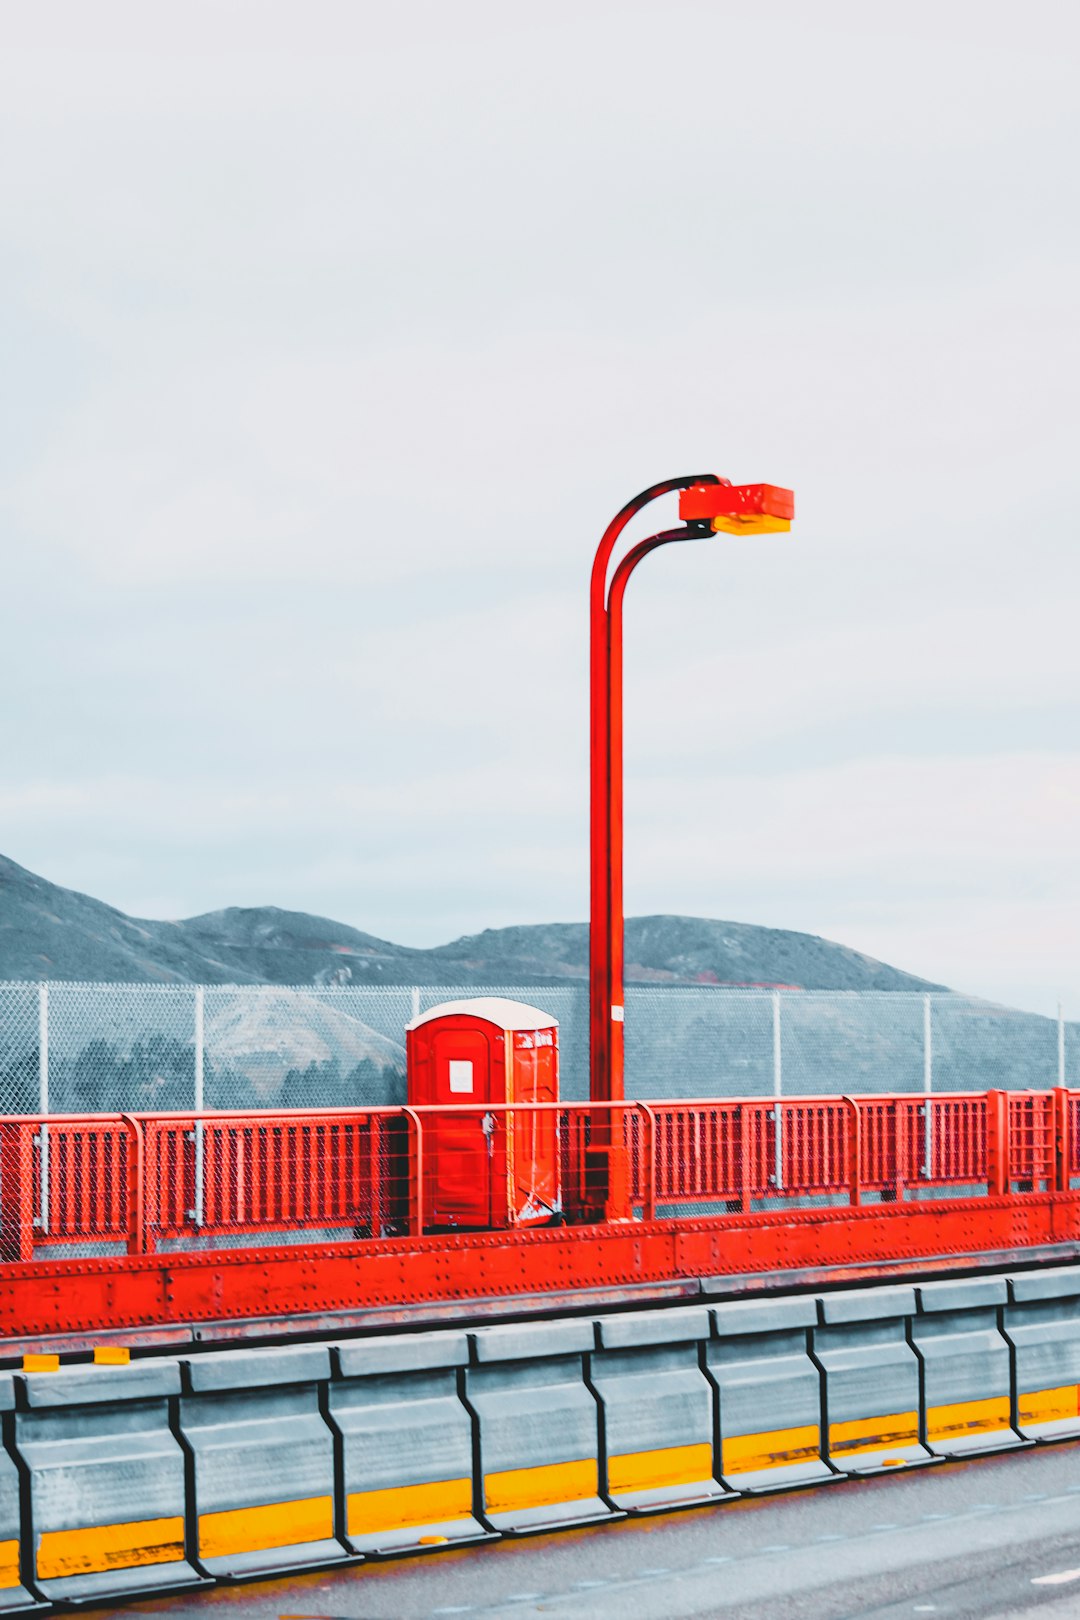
(2, 982, 1078, 1261)
(0, 982, 1077, 1116)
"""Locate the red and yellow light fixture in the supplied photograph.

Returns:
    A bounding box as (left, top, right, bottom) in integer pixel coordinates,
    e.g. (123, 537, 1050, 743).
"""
(678, 481, 794, 535)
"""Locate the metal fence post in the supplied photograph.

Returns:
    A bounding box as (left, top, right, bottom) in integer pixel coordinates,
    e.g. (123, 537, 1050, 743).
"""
(192, 986, 205, 1228)
(922, 993, 933, 1178)
(411, 987, 420, 1023)
(772, 990, 783, 1190)
(37, 983, 49, 1235)
(1059, 1001, 1066, 1089)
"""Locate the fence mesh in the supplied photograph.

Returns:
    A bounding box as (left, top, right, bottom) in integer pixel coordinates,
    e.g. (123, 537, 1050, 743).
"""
(0, 983, 39, 1115)
(1, 983, 1075, 1116)
(3, 981, 1075, 1260)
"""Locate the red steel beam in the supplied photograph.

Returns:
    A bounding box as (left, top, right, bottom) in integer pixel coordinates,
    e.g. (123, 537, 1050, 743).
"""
(4, 1193, 1080, 1344)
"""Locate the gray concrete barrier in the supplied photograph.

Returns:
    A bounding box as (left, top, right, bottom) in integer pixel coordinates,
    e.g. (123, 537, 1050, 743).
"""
(1004, 1266, 1080, 1442)
(0, 1374, 38, 1614)
(14, 1360, 201, 1607)
(6, 1267, 1080, 1604)
(814, 1286, 934, 1474)
(466, 1321, 613, 1533)
(179, 1345, 344, 1579)
(328, 1330, 490, 1556)
(913, 1278, 1023, 1458)
(591, 1307, 728, 1512)
(708, 1297, 834, 1493)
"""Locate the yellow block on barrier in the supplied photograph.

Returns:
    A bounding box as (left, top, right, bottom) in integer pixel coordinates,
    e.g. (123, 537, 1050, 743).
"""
(347, 1477, 473, 1537)
(1019, 1385, 1080, 1427)
(93, 1347, 131, 1366)
(927, 1396, 1010, 1441)
(721, 1424, 821, 1477)
(607, 1443, 712, 1496)
(0, 1537, 20, 1589)
(22, 1354, 59, 1373)
(198, 1496, 333, 1561)
(484, 1457, 597, 1515)
(37, 1517, 185, 1580)
(829, 1412, 919, 1457)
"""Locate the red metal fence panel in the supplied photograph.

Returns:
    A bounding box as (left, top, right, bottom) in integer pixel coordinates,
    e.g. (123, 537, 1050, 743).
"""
(1, 1091, 1077, 1263)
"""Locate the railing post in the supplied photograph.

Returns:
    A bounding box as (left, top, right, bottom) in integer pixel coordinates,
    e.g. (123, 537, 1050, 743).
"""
(772, 992, 783, 1191)
(369, 1114, 384, 1237)
(636, 1103, 656, 1222)
(191, 986, 205, 1229)
(893, 1097, 907, 1202)
(738, 1104, 753, 1214)
(121, 1113, 147, 1255)
(403, 1107, 424, 1238)
(844, 1096, 862, 1206)
(1053, 1086, 1070, 1193)
(987, 1088, 1008, 1197)
(922, 993, 933, 1177)
(37, 983, 49, 1237)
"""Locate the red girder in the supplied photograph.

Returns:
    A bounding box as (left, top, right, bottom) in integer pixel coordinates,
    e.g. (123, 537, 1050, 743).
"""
(2, 1193, 1079, 1344)
(2, 1089, 1077, 1346)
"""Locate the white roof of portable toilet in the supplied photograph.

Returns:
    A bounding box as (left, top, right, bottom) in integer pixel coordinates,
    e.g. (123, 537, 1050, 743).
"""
(407, 997, 558, 1033)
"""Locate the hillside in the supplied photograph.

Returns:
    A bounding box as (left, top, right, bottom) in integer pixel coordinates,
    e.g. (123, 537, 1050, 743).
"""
(0, 852, 945, 993)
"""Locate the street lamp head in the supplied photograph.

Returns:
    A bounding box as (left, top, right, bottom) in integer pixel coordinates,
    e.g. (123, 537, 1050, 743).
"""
(678, 481, 794, 535)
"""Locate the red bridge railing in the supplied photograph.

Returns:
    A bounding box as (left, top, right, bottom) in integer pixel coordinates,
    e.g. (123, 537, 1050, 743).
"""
(0, 1088, 1074, 1262)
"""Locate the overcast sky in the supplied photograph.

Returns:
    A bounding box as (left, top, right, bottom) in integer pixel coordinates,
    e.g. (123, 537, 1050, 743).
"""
(2, 1, 1078, 1015)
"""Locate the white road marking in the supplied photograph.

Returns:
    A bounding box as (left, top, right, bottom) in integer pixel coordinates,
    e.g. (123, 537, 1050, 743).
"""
(1033, 1568, 1080, 1586)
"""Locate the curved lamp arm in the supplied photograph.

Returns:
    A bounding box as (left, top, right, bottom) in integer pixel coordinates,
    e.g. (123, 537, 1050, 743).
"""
(589, 479, 720, 1112)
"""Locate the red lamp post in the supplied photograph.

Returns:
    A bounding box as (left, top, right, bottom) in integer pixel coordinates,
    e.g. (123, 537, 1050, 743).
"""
(588, 475, 794, 1123)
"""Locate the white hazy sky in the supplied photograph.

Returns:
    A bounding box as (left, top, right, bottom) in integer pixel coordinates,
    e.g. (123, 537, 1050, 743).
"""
(1, 0, 1078, 1016)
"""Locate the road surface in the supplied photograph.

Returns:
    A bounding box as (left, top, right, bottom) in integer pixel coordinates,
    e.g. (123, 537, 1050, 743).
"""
(87, 1439, 1080, 1620)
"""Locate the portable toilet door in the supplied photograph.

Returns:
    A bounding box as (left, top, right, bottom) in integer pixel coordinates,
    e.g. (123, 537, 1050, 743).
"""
(406, 998, 560, 1230)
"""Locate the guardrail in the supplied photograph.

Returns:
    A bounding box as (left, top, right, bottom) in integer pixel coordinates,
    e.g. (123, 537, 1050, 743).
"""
(4, 1271, 1080, 1608)
(2, 1088, 1076, 1261)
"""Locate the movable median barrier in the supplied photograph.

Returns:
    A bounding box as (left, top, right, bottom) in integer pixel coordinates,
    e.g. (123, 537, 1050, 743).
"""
(0, 1374, 38, 1614)
(1003, 1266, 1080, 1442)
(179, 1345, 344, 1578)
(707, 1296, 834, 1493)
(14, 1359, 201, 1607)
(591, 1306, 728, 1512)
(328, 1330, 490, 1556)
(466, 1320, 612, 1533)
(814, 1286, 933, 1474)
(912, 1278, 1023, 1458)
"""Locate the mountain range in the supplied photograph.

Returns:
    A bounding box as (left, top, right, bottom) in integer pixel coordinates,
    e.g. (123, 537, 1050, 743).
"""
(0, 851, 945, 992)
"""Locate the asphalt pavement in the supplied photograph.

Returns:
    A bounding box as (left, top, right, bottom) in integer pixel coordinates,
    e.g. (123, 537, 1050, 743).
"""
(95, 1439, 1080, 1620)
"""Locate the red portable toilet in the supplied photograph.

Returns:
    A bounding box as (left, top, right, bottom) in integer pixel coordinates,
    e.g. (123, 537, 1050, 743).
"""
(406, 998, 560, 1230)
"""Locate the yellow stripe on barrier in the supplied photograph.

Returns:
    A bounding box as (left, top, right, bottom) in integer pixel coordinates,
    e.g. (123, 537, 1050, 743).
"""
(607, 1442, 713, 1495)
(1019, 1385, 1080, 1426)
(722, 1424, 820, 1475)
(484, 1457, 597, 1514)
(0, 1538, 21, 1589)
(37, 1517, 185, 1579)
(829, 1412, 919, 1456)
(347, 1477, 473, 1536)
(926, 1396, 1010, 1440)
(198, 1495, 333, 1560)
